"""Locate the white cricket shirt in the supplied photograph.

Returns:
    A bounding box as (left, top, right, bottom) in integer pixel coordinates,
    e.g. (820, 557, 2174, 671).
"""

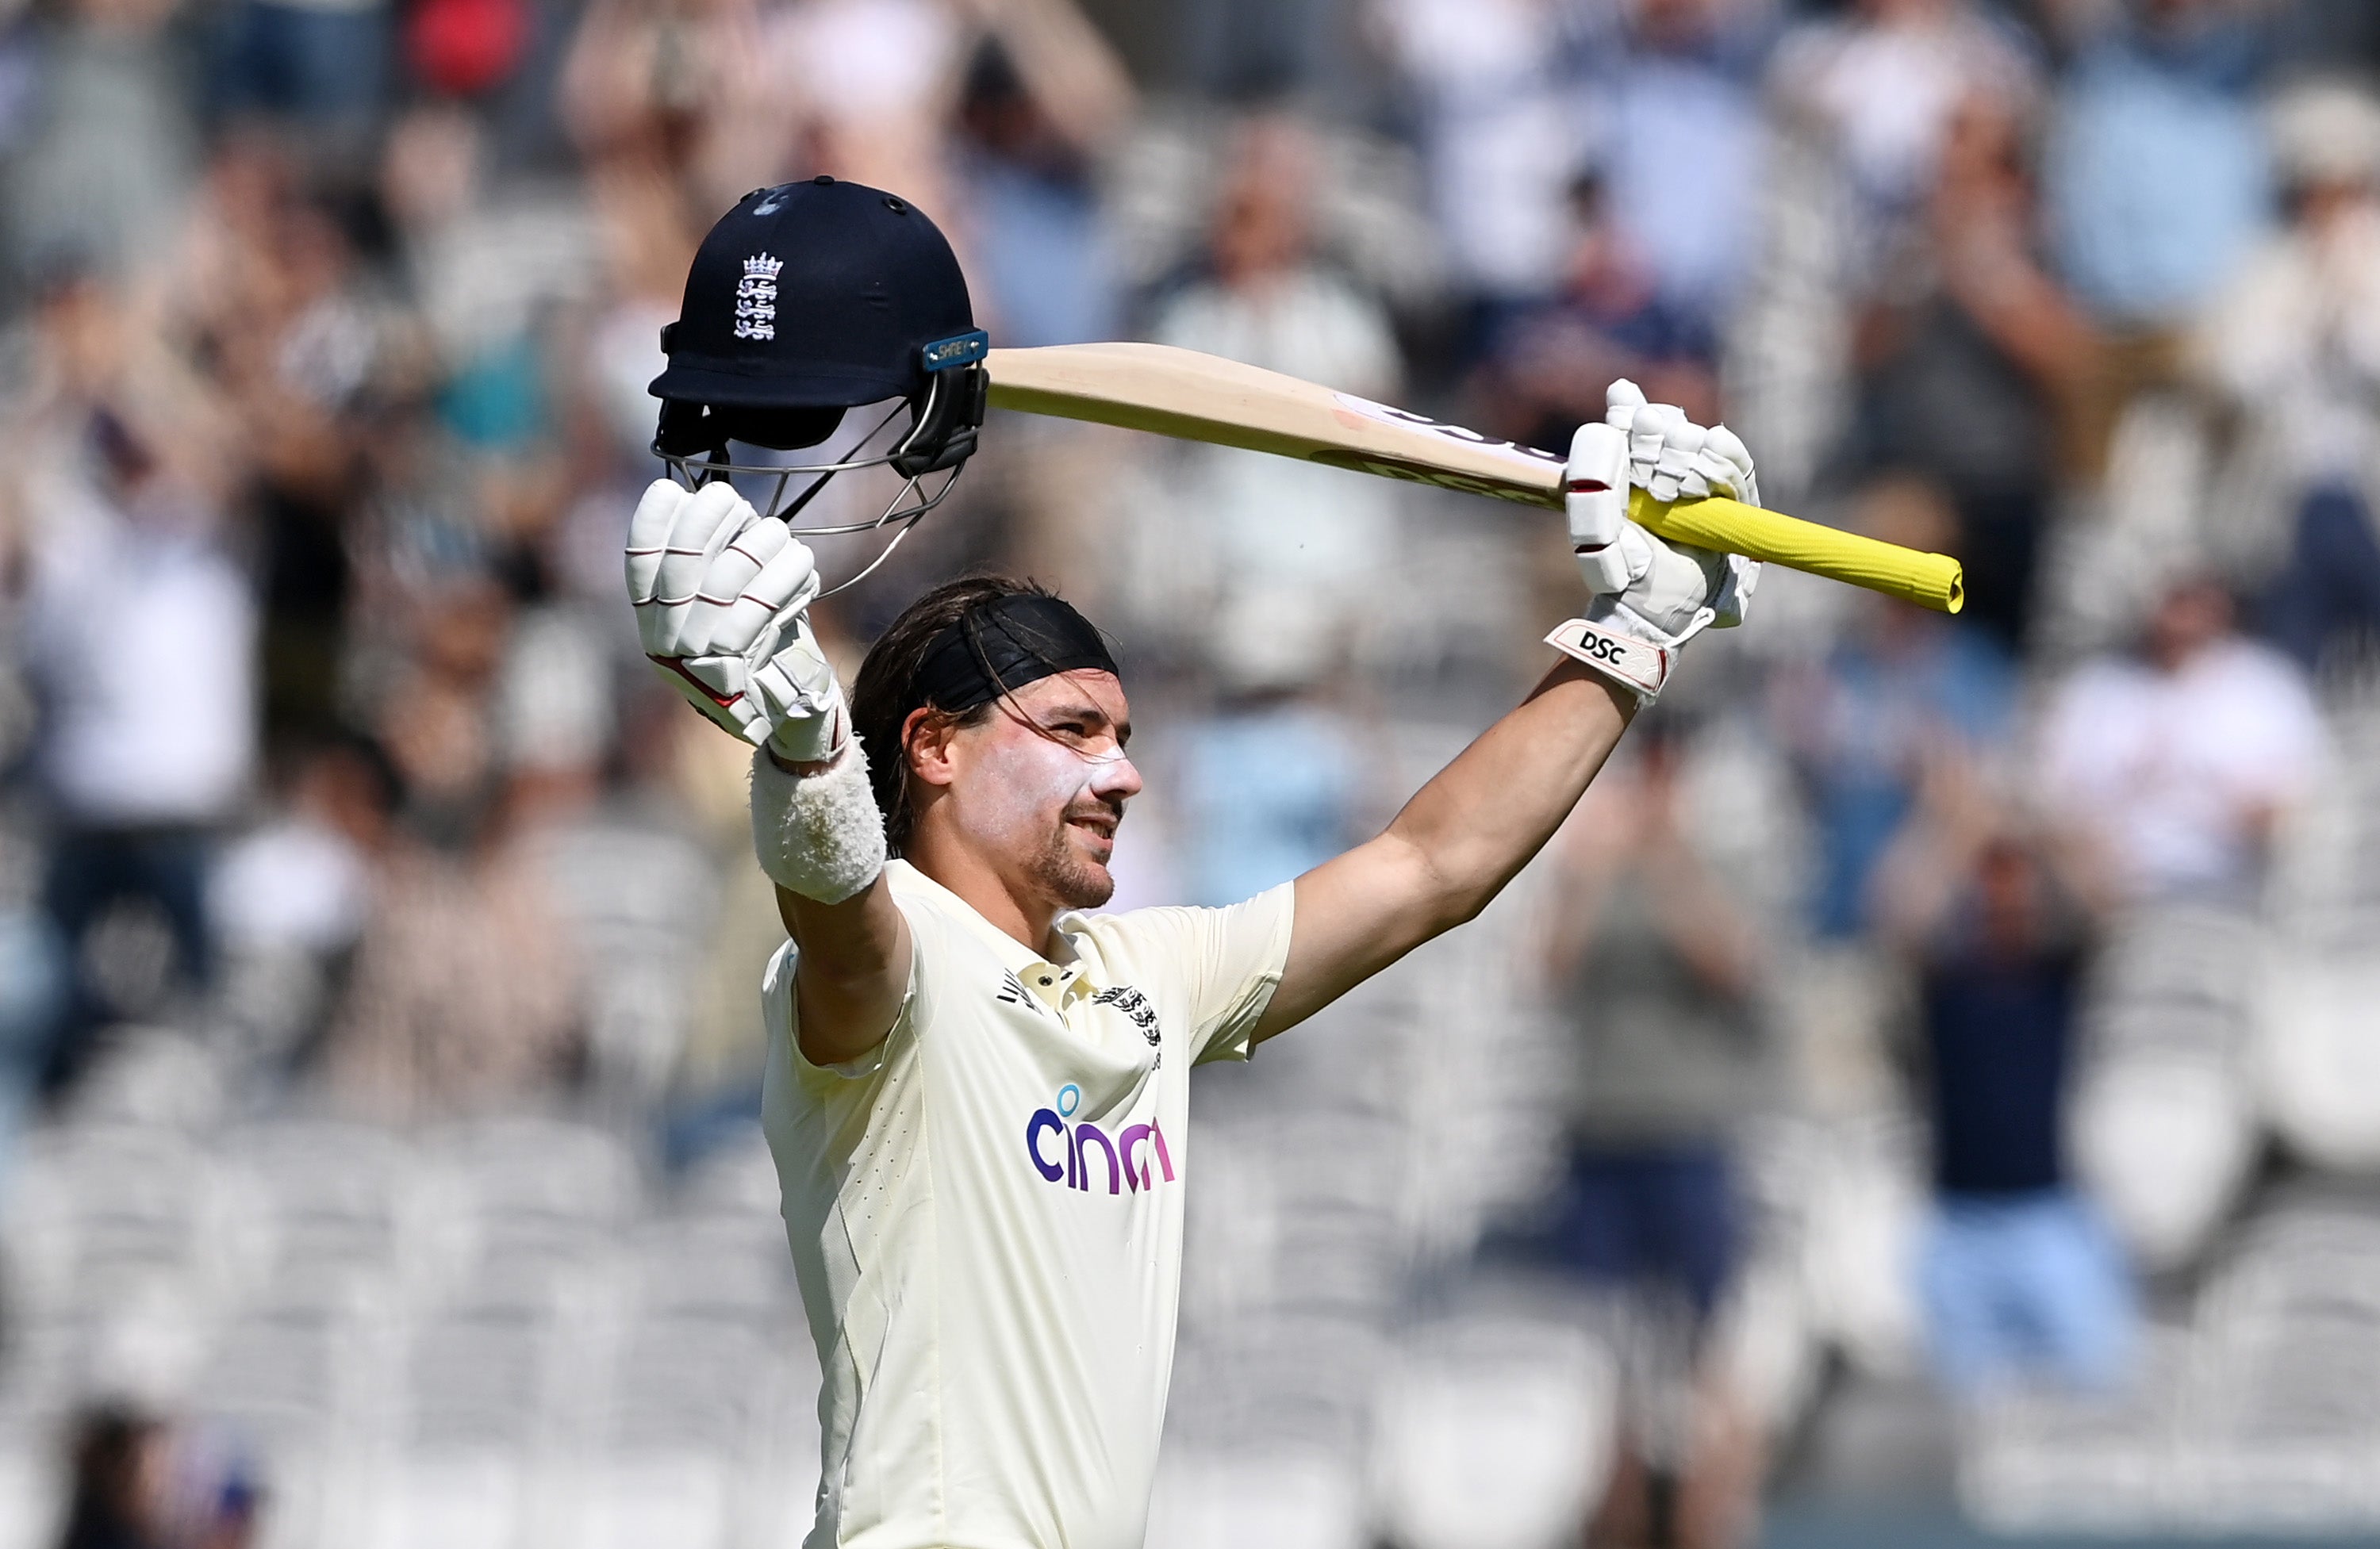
(761, 859, 1294, 1549)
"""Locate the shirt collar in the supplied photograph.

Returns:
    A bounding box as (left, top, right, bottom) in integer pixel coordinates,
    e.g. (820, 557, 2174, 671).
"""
(889, 861, 1110, 1002)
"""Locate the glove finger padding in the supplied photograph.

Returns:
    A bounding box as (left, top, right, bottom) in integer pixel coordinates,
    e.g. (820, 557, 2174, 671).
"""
(627, 479, 689, 656)
(1647, 416, 1708, 504)
(1696, 424, 1760, 510)
(1622, 405, 1686, 503)
(704, 531, 820, 660)
(652, 481, 762, 658)
(1604, 378, 1649, 435)
(1567, 422, 1644, 597)
(678, 516, 791, 659)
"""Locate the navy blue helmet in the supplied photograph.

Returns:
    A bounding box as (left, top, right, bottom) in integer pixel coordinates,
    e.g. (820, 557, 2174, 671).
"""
(649, 177, 989, 557)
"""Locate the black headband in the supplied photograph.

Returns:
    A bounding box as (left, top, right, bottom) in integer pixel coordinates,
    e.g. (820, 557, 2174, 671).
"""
(911, 593, 1119, 714)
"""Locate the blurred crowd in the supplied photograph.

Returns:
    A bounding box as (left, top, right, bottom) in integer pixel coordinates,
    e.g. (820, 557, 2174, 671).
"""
(4, 0, 2380, 1544)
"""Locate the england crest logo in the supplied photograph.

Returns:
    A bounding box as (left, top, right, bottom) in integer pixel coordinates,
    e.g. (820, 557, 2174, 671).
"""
(735, 253, 783, 341)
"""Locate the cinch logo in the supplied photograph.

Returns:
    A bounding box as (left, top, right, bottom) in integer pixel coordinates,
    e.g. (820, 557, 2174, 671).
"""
(1024, 1083, 1174, 1195)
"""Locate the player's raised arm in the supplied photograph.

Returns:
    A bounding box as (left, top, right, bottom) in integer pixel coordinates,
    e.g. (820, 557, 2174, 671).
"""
(625, 476, 911, 1067)
(1252, 384, 1764, 1041)
(620, 180, 1000, 1070)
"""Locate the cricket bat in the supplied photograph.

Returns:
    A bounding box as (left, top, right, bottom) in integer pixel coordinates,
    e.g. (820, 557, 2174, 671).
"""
(984, 342, 1964, 614)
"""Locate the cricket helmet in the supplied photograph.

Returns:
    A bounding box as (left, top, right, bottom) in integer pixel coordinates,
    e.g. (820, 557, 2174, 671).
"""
(649, 178, 990, 573)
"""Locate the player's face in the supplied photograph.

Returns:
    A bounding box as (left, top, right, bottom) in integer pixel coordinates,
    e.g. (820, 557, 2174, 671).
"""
(947, 670, 1141, 911)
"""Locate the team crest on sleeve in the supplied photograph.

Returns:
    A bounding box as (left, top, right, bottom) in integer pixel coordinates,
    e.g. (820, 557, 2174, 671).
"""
(735, 254, 783, 340)
(1092, 985, 1161, 1045)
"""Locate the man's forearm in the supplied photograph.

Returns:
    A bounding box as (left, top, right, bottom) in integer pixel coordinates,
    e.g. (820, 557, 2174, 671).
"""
(1384, 659, 1635, 927)
(1261, 661, 1633, 1039)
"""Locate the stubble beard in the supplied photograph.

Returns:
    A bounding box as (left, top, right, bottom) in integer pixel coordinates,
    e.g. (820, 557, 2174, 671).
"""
(1027, 804, 1118, 911)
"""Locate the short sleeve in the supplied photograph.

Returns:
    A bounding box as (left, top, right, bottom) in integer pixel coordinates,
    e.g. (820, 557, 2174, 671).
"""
(762, 934, 922, 1083)
(1100, 884, 1295, 1067)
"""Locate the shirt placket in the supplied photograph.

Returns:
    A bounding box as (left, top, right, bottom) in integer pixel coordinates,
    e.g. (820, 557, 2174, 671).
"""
(1022, 961, 1093, 1024)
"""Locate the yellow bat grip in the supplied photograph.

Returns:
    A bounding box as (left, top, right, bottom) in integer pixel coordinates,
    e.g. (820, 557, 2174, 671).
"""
(1629, 489, 1964, 615)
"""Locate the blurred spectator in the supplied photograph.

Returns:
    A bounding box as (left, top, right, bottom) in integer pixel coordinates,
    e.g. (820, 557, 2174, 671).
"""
(1475, 174, 1722, 455)
(1147, 113, 1401, 669)
(8, 272, 255, 1092)
(1538, 723, 1772, 1549)
(1772, 477, 2017, 942)
(1850, 88, 2098, 645)
(516, 685, 722, 1114)
(2040, 573, 2327, 906)
(2, 0, 196, 295)
(1770, 0, 2037, 268)
(1752, 0, 2038, 512)
(1180, 0, 1337, 102)
(2044, 0, 2271, 333)
(559, 0, 781, 221)
(1871, 760, 2134, 1400)
(174, 147, 391, 742)
(208, 738, 390, 1068)
(1580, 0, 1770, 336)
(372, 574, 508, 839)
(763, 0, 963, 213)
(54, 1405, 260, 1549)
(210, 0, 393, 159)
(377, 106, 589, 458)
(1175, 666, 1360, 909)
(404, 0, 531, 101)
(313, 770, 582, 1122)
(2194, 79, 2380, 674)
(2042, 0, 2274, 482)
(307, 565, 584, 1119)
(1472, 0, 1782, 445)
(1370, 0, 1599, 313)
(56, 1403, 166, 1549)
(950, 25, 1133, 347)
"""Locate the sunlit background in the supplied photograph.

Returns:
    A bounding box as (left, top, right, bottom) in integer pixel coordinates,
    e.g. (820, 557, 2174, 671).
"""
(3, 0, 2380, 1544)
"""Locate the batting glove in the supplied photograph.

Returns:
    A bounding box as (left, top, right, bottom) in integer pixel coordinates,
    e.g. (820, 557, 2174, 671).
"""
(1553, 380, 1762, 703)
(624, 477, 847, 764)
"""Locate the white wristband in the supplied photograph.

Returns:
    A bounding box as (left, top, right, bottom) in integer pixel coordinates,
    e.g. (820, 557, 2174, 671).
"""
(750, 736, 889, 903)
(1545, 617, 1672, 704)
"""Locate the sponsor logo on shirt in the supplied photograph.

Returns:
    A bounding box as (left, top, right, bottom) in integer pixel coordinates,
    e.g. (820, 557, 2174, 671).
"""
(1025, 1083, 1175, 1195)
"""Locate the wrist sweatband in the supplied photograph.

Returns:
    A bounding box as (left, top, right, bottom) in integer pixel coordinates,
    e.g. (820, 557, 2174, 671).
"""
(1545, 617, 1673, 704)
(750, 736, 888, 903)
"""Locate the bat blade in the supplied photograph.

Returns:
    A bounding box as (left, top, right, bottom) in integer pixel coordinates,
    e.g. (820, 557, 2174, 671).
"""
(985, 342, 1567, 510)
(982, 342, 1964, 614)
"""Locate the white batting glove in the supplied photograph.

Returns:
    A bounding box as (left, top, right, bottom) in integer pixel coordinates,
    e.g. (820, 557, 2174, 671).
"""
(624, 477, 847, 764)
(1553, 381, 1762, 702)
(1602, 378, 1761, 511)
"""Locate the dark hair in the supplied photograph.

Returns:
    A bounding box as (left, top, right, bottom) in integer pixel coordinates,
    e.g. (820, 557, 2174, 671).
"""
(850, 573, 1056, 856)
